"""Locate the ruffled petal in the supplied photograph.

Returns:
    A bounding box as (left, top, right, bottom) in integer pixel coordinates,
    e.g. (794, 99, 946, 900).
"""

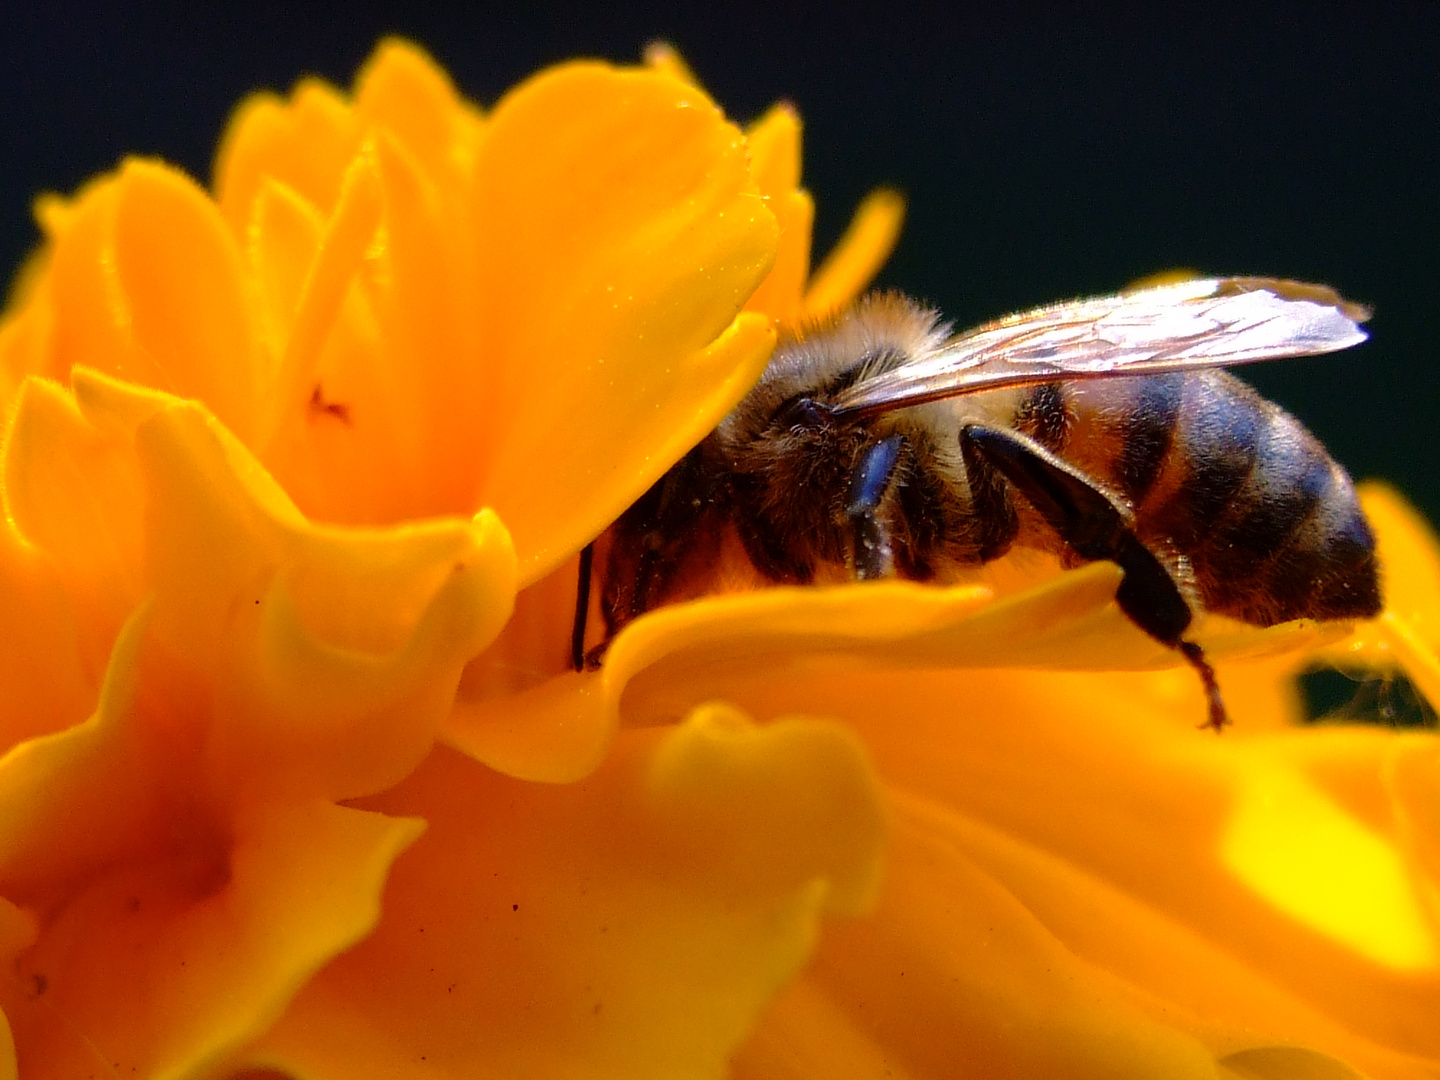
(3, 376, 145, 682)
(468, 63, 780, 582)
(711, 663, 1440, 1076)
(7, 36, 1433, 1080)
(353, 38, 485, 189)
(242, 704, 886, 1079)
(70, 368, 517, 799)
(254, 112, 486, 525)
(0, 255, 53, 404)
(0, 523, 90, 749)
(0, 621, 424, 1078)
(215, 79, 363, 232)
(0, 365, 518, 1075)
(36, 160, 262, 443)
(737, 791, 1437, 1080)
(446, 553, 1355, 784)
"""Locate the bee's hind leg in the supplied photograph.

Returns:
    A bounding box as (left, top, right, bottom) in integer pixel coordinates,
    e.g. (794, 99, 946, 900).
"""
(846, 435, 907, 580)
(960, 424, 1228, 731)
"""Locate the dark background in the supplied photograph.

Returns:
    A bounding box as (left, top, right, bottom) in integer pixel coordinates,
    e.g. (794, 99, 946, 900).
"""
(3, 2, 1436, 522)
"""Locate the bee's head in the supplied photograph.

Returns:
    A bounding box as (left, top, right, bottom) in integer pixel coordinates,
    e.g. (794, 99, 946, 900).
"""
(770, 394, 835, 436)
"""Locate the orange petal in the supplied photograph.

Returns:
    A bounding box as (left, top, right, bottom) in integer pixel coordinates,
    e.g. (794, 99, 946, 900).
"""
(717, 664, 1440, 1077)
(0, 258, 53, 406)
(214, 77, 363, 233)
(358, 130, 487, 517)
(445, 553, 1351, 781)
(739, 786, 1436, 1080)
(41, 173, 164, 390)
(608, 562, 1341, 729)
(244, 704, 885, 1079)
(245, 176, 326, 370)
(109, 160, 259, 438)
(2, 375, 145, 688)
(354, 38, 485, 187)
(0, 366, 519, 1075)
(746, 189, 814, 326)
(255, 142, 383, 461)
(747, 103, 802, 196)
(642, 40, 701, 85)
(1, 693, 424, 1078)
(1387, 738, 1440, 930)
(127, 400, 515, 798)
(261, 128, 485, 523)
(1361, 483, 1440, 649)
(742, 103, 811, 324)
(0, 522, 91, 750)
(39, 160, 260, 442)
(801, 187, 906, 318)
(469, 62, 780, 583)
(1321, 484, 1440, 713)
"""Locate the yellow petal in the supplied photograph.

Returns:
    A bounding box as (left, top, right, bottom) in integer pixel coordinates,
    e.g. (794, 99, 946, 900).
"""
(2, 376, 144, 684)
(2, 737, 424, 1078)
(123, 391, 516, 799)
(446, 553, 1352, 784)
(642, 40, 700, 85)
(1324, 485, 1440, 712)
(727, 666, 1440, 1078)
(260, 128, 487, 523)
(741, 788, 1437, 1080)
(469, 62, 780, 582)
(256, 142, 383, 463)
(354, 37, 485, 186)
(214, 78, 362, 233)
(0, 525, 91, 749)
(1221, 752, 1438, 972)
(0, 266, 53, 407)
(246, 176, 326, 368)
(33, 160, 260, 443)
(801, 186, 906, 318)
(0, 365, 519, 1075)
(244, 704, 885, 1079)
(108, 160, 260, 439)
(742, 104, 812, 324)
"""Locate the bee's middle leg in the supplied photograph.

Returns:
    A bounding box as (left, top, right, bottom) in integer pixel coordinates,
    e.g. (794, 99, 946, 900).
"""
(846, 434, 907, 580)
(960, 423, 1227, 730)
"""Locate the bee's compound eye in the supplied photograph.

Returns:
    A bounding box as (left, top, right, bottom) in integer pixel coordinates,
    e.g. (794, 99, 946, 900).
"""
(776, 395, 832, 432)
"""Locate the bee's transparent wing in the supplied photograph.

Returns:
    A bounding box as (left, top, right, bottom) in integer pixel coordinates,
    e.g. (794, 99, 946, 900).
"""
(830, 277, 1370, 416)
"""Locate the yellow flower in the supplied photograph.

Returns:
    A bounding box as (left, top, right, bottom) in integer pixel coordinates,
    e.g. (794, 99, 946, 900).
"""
(0, 36, 1437, 1080)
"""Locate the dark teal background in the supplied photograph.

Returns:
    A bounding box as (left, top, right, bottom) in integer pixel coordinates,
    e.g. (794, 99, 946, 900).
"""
(3, 2, 1436, 523)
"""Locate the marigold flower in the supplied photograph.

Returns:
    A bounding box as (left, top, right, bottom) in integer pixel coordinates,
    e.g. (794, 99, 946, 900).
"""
(1, 36, 1437, 1080)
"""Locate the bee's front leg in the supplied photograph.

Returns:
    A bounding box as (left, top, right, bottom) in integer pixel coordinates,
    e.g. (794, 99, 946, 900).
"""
(960, 423, 1228, 731)
(845, 435, 907, 580)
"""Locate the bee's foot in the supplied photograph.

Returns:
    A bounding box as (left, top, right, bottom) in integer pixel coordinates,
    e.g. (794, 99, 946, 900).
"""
(1180, 639, 1229, 732)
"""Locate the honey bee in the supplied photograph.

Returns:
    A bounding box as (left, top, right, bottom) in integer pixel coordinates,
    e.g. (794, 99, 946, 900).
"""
(578, 277, 1381, 729)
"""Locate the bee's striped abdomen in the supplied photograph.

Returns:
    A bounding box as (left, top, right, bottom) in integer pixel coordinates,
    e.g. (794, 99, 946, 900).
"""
(1112, 373, 1185, 505)
(1132, 372, 1380, 625)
